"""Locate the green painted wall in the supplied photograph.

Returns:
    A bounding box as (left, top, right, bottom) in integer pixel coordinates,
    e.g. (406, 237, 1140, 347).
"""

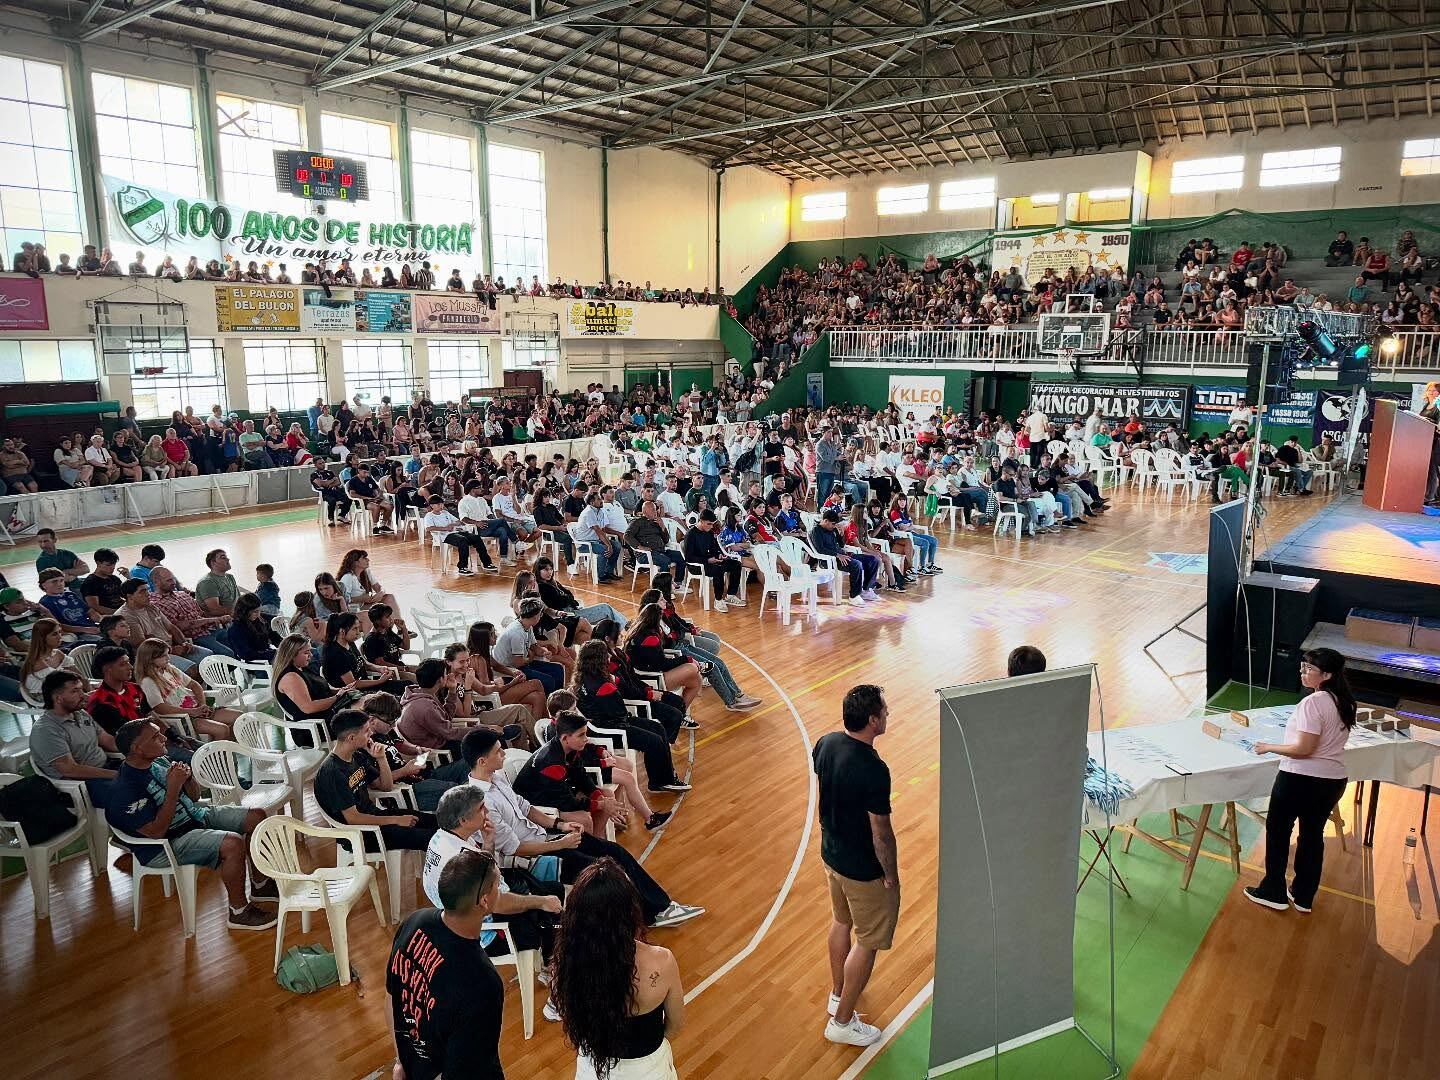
(787, 227, 992, 271)
(825, 366, 972, 415)
(719, 309, 757, 374)
(1135, 202, 1440, 265)
(758, 335, 829, 416)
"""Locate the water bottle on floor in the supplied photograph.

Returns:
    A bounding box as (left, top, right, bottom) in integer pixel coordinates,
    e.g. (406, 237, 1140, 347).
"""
(1403, 828, 1418, 866)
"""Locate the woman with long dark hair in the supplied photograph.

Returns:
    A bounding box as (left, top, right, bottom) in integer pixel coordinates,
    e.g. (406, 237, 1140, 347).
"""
(622, 605, 702, 709)
(572, 640, 688, 793)
(464, 621, 549, 720)
(591, 619, 686, 742)
(646, 575, 760, 712)
(552, 859, 685, 1080)
(1245, 647, 1358, 914)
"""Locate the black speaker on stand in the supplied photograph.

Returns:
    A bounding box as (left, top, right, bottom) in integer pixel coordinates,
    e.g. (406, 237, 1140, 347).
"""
(1232, 571, 1320, 691)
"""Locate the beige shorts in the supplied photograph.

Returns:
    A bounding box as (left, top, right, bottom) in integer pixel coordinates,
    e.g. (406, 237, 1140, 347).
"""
(826, 865, 900, 951)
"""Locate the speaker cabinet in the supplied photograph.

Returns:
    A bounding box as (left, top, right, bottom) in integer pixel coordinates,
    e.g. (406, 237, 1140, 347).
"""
(1232, 571, 1320, 692)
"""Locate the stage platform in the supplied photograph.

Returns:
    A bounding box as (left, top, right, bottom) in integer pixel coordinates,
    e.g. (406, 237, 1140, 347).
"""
(1259, 493, 1440, 622)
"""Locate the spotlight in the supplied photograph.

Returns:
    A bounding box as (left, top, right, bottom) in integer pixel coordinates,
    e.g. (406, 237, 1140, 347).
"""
(1296, 320, 1339, 365)
(1380, 335, 1401, 356)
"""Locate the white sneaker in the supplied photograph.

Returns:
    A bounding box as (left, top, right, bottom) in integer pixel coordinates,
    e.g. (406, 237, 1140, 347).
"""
(566, 563, 579, 576)
(824, 1014, 882, 1046)
(725, 595, 747, 607)
(849, 596, 868, 607)
(861, 589, 881, 602)
(827, 993, 841, 1017)
(730, 695, 762, 710)
(713, 599, 730, 613)
(543, 997, 561, 1022)
(652, 902, 705, 927)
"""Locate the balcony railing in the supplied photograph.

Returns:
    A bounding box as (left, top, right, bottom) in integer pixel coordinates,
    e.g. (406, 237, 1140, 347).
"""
(827, 323, 1440, 378)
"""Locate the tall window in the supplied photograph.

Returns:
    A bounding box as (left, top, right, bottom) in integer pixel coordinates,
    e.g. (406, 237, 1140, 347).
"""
(341, 339, 414, 403)
(130, 339, 227, 419)
(0, 54, 83, 263)
(92, 72, 202, 196)
(412, 129, 480, 276)
(0, 339, 97, 384)
(800, 191, 847, 221)
(217, 95, 304, 210)
(877, 184, 929, 216)
(321, 113, 400, 220)
(426, 338, 490, 405)
(1170, 155, 1245, 193)
(1401, 138, 1440, 177)
(938, 177, 995, 211)
(1259, 147, 1341, 187)
(243, 339, 326, 412)
(488, 143, 547, 286)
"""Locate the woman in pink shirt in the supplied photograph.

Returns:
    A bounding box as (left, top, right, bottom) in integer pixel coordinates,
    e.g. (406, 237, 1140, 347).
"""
(1245, 648, 1357, 913)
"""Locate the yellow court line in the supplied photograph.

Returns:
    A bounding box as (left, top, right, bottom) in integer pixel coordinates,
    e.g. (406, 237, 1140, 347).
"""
(694, 657, 871, 749)
(1160, 839, 1377, 906)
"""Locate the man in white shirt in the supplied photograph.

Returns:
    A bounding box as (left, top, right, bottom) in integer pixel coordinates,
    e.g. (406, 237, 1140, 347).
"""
(657, 474, 688, 523)
(600, 485, 629, 536)
(351, 395, 371, 423)
(493, 599, 566, 694)
(458, 481, 516, 563)
(1082, 408, 1102, 442)
(422, 494, 496, 575)
(463, 728, 701, 929)
(491, 478, 537, 544)
(1024, 407, 1050, 466)
(1229, 403, 1255, 432)
(577, 491, 623, 582)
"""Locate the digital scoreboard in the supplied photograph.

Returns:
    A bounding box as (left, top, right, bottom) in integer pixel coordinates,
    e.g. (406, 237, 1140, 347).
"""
(272, 150, 369, 202)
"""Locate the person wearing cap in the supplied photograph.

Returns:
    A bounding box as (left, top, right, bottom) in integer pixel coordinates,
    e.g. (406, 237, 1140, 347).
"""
(808, 509, 881, 606)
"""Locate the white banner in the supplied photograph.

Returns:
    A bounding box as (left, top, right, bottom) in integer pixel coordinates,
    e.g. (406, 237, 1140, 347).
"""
(991, 227, 1132, 285)
(888, 375, 946, 420)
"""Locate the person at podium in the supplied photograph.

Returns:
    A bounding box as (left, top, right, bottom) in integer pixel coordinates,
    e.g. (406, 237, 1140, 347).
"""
(1422, 381, 1440, 508)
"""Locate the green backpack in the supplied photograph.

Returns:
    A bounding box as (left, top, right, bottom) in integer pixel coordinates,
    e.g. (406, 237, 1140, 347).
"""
(276, 945, 341, 994)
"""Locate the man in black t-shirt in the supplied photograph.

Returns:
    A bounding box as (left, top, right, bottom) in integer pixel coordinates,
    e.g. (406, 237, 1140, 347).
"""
(362, 603, 416, 675)
(1275, 436, 1313, 496)
(80, 548, 128, 617)
(314, 709, 437, 853)
(346, 463, 393, 532)
(811, 684, 896, 1048)
(310, 465, 348, 525)
(387, 848, 506, 1080)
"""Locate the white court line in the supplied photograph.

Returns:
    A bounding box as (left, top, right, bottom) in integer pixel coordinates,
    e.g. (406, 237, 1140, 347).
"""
(683, 637, 818, 1004)
(539, 578, 821, 1005)
(836, 980, 935, 1080)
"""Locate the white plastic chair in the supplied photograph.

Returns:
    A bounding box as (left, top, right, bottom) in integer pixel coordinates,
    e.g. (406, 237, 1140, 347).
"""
(250, 815, 385, 987)
(269, 615, 290, 639)
(411, 607, 460, 659)
(317, 803, 409, 924)
(487, 921, 541, 1039)
(1107, 443, 1134, 486)
(232, 711, 326, 816)
(1084, 445, 1119, 489)
(0, 773, 103, 918)
(190, 740, 296, 817)
(197, 655, 274, 711)
(0, 700, 39, 774)
(1129, 448, 1156, 492)
(752, 544, 818, 625)
(629, 546, 664, 592)
(428, 527, 455, 571)
(1046, 439, 1067, 460)
(349, 497, 372, 537)
(536, 529, 563, 569)
(111, 826, 201, 936)
(778, 535, 841, 606)
(1151, 448, 1186, 501)
(566, 523, 600, 585)
(994, 498, 1027, 538)
(68, 643, 98, 680)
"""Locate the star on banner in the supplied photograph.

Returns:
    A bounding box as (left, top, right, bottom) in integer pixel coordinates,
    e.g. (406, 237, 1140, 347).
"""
(1053, 230, 1071, 244)
(1094, 252, 1111, 264)
(1073, 230, 1091, 244)
(1031, 234, 1047, 247)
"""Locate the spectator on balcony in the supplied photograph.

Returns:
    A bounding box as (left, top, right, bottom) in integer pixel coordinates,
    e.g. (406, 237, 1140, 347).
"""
(1399, 246, 1425, 286)
(155, 256, 181, 281)
(1325, 231, 1355, 267)
(1173, 238, 1198, 271)
(1229, 242, 1254, 273)
(1361, 249, 1391, 288)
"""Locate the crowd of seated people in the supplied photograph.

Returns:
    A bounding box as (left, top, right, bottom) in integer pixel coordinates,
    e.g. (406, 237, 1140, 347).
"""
(9, 241, 719, 307)
(2, 373, 773, 495)
(735, 226, 1435, 363)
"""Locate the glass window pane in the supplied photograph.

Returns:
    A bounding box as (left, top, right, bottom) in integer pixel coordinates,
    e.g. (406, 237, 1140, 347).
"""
(22, 340, 61, 381)
(125, 78, 161, 121)
(0, 340, 22, 383)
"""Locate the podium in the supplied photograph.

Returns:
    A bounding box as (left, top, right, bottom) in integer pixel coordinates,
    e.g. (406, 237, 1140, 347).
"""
(1364, 399, 1434, 513)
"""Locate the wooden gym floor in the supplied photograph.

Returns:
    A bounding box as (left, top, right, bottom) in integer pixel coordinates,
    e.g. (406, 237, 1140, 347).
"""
(2, 487, 1437, 1080)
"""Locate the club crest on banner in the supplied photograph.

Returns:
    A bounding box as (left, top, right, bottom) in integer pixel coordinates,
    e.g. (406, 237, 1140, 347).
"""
(112, 183, 174, 247)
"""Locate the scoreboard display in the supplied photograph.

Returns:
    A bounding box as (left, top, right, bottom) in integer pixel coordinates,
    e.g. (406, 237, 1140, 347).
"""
(272, 150, 369, 202)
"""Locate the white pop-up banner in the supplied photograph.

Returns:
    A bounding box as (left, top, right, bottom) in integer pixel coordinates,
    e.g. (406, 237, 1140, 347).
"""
(889, 374, 946, 420)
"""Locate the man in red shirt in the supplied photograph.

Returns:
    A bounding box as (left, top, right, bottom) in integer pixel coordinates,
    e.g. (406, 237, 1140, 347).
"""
(1229, 242, 1254, 273)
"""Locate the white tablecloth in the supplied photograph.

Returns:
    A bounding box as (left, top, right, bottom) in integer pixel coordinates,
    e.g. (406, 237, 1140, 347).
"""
(1086, 705, 1440, 822)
